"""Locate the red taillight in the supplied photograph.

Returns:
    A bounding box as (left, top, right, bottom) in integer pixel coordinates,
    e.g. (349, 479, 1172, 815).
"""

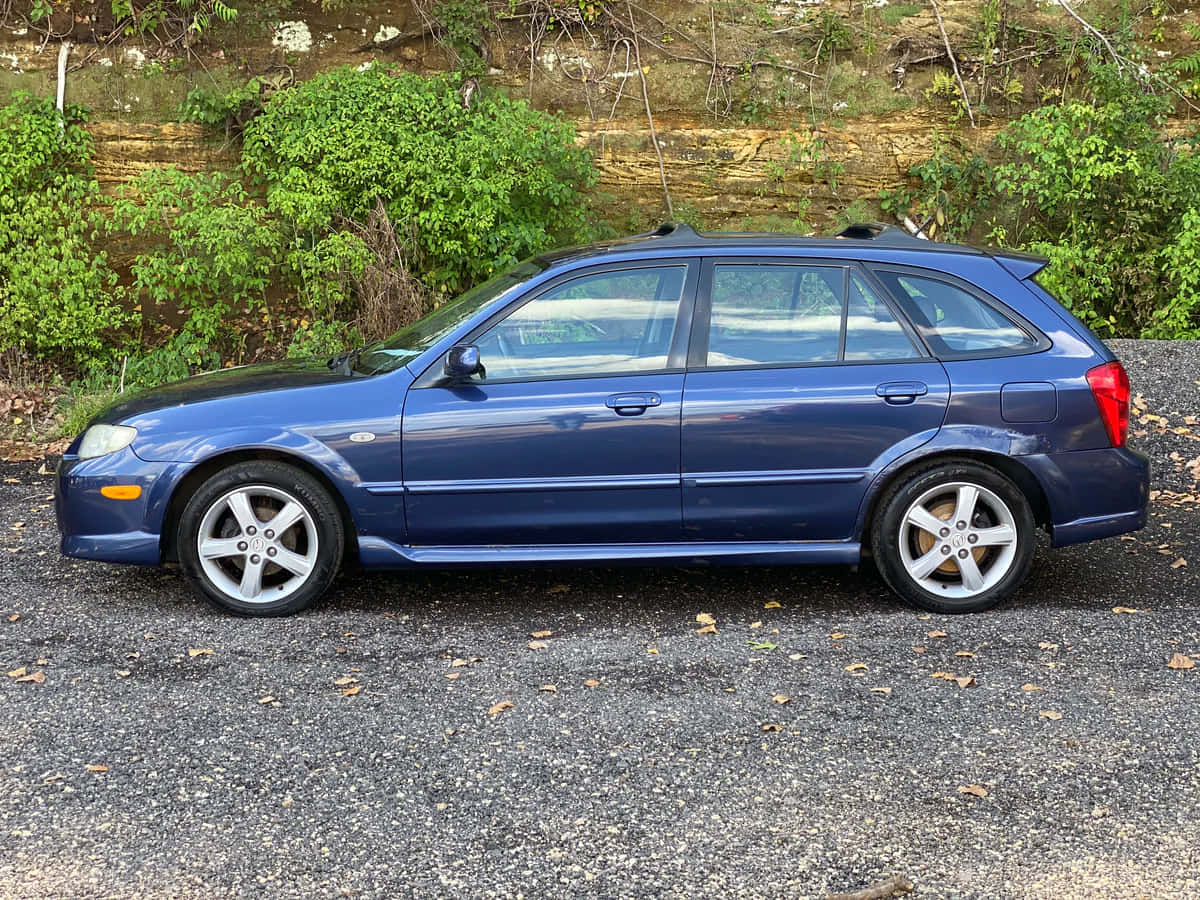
(1086, 361, 1130, 448)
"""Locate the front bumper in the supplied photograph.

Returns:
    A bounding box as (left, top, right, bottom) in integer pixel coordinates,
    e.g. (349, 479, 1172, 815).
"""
(1022, 446, 1150, 547)
(55, 446, 181, 565)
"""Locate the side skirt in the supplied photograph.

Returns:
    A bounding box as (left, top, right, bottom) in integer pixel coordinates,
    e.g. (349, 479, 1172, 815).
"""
(356, 537, 861, 569)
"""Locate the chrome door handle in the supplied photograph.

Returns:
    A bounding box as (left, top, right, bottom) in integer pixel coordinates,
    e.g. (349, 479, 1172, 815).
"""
(606, 392, 661, 416)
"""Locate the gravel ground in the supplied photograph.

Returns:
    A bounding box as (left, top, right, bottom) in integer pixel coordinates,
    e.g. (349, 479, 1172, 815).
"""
(1, 340, 1198, 900)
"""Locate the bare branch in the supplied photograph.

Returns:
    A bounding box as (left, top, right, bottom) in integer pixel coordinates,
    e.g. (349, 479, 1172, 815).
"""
(929, 0, 976, 127)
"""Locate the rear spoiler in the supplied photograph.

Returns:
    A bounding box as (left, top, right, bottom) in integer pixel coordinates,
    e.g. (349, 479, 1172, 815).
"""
(991, 249, 1048, 280)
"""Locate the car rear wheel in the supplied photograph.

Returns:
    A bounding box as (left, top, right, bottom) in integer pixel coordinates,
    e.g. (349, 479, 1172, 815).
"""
(871, 460, 1035, 614)
(177, 461, 343, 616)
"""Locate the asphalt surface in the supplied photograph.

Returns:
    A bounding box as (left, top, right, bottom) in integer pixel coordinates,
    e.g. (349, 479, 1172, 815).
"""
(1, 339, 1198, 900)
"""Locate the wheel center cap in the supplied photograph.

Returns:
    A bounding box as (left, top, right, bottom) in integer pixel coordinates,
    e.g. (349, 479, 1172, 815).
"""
(952, 534, 966, 548)
(251, 537, 266, 553)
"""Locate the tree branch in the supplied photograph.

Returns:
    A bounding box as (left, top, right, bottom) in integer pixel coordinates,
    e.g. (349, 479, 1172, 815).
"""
(929, 0, 976, 127)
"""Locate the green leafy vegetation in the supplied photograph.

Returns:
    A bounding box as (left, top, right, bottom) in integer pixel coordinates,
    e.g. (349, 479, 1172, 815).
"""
(242, 65, 597, 293)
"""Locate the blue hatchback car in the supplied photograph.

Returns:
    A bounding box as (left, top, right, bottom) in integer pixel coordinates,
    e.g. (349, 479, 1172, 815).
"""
(56, 224, 1148, 616)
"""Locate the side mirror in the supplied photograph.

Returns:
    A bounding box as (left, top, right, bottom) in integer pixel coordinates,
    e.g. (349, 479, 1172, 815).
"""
(444, 344, 483, 380)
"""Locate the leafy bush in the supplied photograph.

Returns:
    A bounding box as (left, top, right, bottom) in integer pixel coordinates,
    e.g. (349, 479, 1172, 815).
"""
(993, 82, 1200, 337)
(110, 168, 282, 366)
(242, 66, 597, 293)
(0, 95, 129, 372)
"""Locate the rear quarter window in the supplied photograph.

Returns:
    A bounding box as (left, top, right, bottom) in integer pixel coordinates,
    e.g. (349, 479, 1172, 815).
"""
(871, 268, 1042, 358)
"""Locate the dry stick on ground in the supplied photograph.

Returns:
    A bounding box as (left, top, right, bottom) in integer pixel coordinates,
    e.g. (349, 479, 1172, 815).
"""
(625, 0, 673, 218)
(928, 0, 976, 127)
(824, 873, 915, 900)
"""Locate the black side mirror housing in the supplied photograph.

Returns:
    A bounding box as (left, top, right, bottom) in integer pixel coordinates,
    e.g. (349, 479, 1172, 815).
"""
(444, 344, 483, 380)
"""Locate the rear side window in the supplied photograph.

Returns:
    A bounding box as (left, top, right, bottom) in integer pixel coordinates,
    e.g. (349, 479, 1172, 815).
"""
(872, 270, 1038, 357)
(704, 264, 919, 367)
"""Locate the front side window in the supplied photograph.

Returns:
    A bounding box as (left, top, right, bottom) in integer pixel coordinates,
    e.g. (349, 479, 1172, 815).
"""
(871, 270, 1038, 357)
(474, 266, 687, 380)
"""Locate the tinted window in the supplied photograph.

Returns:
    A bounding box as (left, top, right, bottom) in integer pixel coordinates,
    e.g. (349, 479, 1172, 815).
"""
(706, 265, 843, 366)
(873, 270, 1036, 356)
(475, 266, 686, 380)
(844, 272, 919, 361)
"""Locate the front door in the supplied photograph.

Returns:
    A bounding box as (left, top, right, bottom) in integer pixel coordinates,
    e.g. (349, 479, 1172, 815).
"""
(681, 260, 950, 541)
(402, 262, 697, 545)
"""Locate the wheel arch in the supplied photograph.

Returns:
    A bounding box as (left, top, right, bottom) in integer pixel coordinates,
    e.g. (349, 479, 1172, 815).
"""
(858, 449, 1052, 554)
(160, 449, 359, 566)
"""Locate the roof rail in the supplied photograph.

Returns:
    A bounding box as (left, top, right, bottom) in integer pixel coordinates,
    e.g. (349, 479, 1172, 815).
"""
(834, 222, 925, 242)
(647, 222, 698, 238)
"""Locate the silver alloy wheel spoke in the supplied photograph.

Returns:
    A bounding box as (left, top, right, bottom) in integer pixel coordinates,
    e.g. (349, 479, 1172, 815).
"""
(272, 546, 313, 577)
(956, 553, 986, 592)
(196, 484, 320, 605)
(906, 505, 948, 537)
(897, 480, 1020, 600)
(199, 537, 243, 560)
(268, 501, 306, 535)
(240, 557, 266, 598)
(909, 546, 949, 580)
(972, 524, 1017, 547)
(952, 484, 979, 526)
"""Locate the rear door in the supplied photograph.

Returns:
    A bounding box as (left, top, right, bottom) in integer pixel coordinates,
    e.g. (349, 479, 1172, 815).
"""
(402, 261, 697, 546)
(681, 259, 949, 541)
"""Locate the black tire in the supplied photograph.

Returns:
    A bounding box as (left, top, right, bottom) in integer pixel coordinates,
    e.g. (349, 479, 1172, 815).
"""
(870, 458, 1036, 614)
(177, 461, 344, 616)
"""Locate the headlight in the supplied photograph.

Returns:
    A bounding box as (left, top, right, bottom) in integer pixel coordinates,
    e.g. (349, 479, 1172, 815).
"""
(78, 424, 138, 460)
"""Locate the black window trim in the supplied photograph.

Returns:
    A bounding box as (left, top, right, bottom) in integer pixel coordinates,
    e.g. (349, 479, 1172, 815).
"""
(412, 258, 700, 388)
(688, 256, 930, 373)
(865, 263, 1052, 361)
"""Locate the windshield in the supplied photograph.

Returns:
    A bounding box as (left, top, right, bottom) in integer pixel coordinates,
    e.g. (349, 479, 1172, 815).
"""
(351, 259, 547, 376)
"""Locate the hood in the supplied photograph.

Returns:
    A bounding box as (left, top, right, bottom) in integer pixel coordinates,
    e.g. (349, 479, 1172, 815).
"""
(97, 358, 352, 424)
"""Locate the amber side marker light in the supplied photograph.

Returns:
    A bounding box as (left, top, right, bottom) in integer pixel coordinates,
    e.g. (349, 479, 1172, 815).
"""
(100, 485, 142, 500)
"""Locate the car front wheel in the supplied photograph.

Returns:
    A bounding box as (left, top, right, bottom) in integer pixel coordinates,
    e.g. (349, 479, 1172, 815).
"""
(177, 461, 344, 616)
(871, 460, 1036, 614)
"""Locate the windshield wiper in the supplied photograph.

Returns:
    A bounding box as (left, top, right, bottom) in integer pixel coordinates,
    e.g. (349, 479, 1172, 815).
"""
(327, 345, 366, 373)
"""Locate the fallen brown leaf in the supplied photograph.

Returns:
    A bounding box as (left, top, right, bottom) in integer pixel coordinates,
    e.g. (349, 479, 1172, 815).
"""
(547, 584, 570, 594)
(930, 671, 954, 680)
(696, 623, 718, 635)
(258, 696, 275, 704)
(86, 764, 108, 773)
(445, 672, 460, 680)
(1167, 652, 1195, 670)
(958, 784, 988, 798)
(527, 640, 548, 651)
(912, 646, 926, 654)
(761, 723, 782, 732)
(530, 629, 552, 639)
(955, 651, 975, 658)
(450, 658, 469, 668)
(539, 684, 557, 693)
(771, 694, 791, 704)
(15, 670, 44, 683)
(7, 614, 18, 622)
(1038, 641, 1059, 651)
(870, 687, 892, 696)
(115, 669, 131, 678)
(844, 662, 868, 672)
(749, 621, 763, 629)
(1112, 606, 1139, 614)
(341, 685, 362, 697)
(1020, 683, 1042, 692)
(1039, 709, 1063, 720)
(7, 667, 26, 678)
(763, 601, 782, 609)
(927, 630, 948, 639)
(696, 612, 716, 626)
(1170, 557, 1187, 569)
(954, 676, 976, 689)
(333, 676, 358, 686)
(830, 632, 848, 640)
(488, 700, 514, 716)
(187, 648, 213, 658)
(647, 647, 659, 654)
